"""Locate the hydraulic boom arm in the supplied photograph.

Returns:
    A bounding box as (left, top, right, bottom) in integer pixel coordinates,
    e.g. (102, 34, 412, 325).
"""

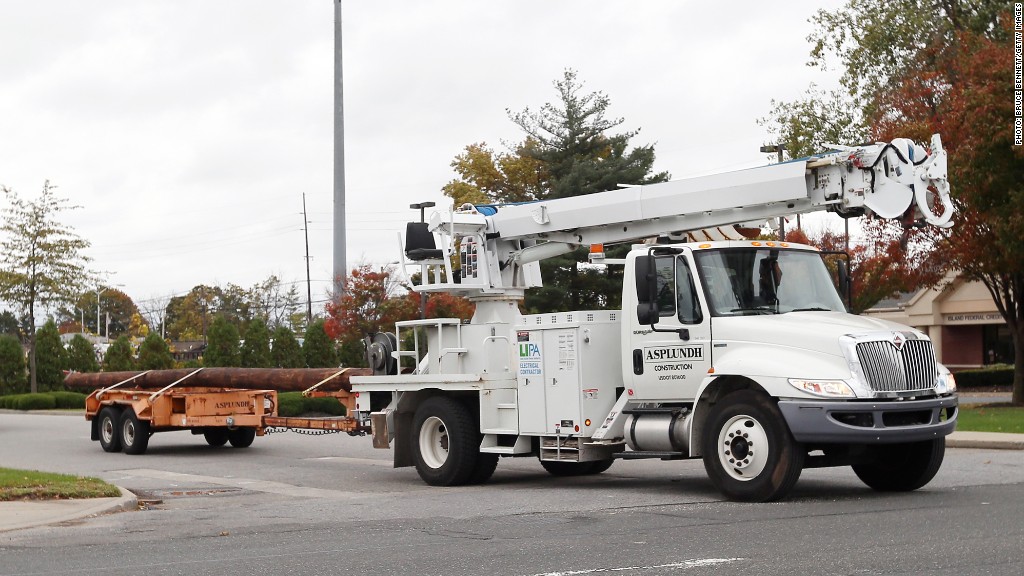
(400, 134, 952, 298)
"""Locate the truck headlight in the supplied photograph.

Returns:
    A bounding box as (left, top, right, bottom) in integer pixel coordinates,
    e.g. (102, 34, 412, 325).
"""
(935, 369, 957, 394)
(788, 378, 856, 398)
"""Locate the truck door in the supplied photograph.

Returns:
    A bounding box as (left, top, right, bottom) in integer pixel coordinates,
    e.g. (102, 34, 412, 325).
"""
(628, 251, 711, 401)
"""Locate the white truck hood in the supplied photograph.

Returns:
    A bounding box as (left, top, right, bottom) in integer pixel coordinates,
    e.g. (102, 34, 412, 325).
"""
(711, 311, 924, 359)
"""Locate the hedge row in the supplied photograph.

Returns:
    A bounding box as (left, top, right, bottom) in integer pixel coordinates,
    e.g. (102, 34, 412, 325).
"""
(954, 365, 1014, 388)
(0, 391, 88, 411)
(277, 392, 347, 417)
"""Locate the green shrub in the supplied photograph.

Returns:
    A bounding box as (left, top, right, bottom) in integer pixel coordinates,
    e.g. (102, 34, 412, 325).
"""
(49, 391, 87, 409)
(275, 392, 347, 417)
(13, 394, 57, 411)
(302, 396, 347, 416)
(277, 392, 304, 417)
(954, 366, 1014, 388)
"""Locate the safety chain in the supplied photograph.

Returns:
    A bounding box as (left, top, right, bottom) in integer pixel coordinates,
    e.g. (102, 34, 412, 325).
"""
(263, 427, 341, 436)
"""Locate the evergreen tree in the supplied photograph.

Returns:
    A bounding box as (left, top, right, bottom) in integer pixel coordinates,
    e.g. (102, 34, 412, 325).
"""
(240, 318, 272, 368)
(302, 319, 338, 368)
(34, 320, 66, 391)
(137, 332, 174, 370)
(0, 334, 27, 394)
(271, 326, 304, 368)
(66, 334, 99, 373)
(204, 315, 241, 367)
(444, 69, 669, 313)
(103, 335, 135, 372)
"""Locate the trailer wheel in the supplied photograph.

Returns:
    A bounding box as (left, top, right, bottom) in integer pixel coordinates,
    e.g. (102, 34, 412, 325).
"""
(702, 390, 804, 502)
(228, 427, 256, 448)
(203, 429, 229, 447)
(468, 453, 499, 484)
(120, 410, 151, 455)
(852, 438, 945, 492)
(411, 397, 479, 486)
(97, 406, 122, 453)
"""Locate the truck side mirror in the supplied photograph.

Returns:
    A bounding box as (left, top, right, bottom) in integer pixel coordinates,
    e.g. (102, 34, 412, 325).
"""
(837, 259, 852, 306)
(634, 255, 660, 326)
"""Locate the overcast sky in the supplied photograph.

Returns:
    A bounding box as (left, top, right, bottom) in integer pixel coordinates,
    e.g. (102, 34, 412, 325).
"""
(0, 0, 845, 321)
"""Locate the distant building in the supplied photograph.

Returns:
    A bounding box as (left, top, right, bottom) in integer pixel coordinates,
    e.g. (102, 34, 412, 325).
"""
(863, 272, 1013, 370)
(170, 341, 205, 363)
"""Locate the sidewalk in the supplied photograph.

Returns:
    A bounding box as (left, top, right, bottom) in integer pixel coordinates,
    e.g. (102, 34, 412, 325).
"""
(0, 487, 136, 533)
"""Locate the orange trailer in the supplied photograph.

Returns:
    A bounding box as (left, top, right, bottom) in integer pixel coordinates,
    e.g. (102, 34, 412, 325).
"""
(82, 369, 367, 455)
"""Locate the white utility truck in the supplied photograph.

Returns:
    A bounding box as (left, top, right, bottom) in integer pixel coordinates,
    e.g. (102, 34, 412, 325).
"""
(351, 135, 957, 501)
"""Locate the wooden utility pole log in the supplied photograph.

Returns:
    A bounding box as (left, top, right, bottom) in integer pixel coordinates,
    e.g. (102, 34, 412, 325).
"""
(63, 368, 372, 393)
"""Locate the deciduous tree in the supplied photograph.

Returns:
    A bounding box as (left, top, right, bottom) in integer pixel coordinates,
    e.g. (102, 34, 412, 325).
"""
(765, 1, 1022, 403)
(0, 182, 94, 392)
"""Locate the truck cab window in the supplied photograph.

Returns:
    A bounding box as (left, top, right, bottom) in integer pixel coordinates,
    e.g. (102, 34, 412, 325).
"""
(676, 256, 703, 324)
(654, 256, 676, 317)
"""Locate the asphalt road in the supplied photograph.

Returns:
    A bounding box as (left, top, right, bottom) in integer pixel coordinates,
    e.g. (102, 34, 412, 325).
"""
(1, 412, 1022, 576)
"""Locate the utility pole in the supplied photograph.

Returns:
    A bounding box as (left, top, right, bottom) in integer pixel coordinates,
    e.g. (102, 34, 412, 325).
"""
(333, 0, 347, 296)
(303, 193, 314, 324)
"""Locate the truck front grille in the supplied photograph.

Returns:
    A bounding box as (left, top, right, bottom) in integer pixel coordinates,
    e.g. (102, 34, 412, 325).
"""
(856, 340, 936, 393)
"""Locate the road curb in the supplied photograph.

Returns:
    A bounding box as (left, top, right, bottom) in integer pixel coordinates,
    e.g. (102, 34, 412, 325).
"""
(947, 431, 1024, 451)
(0, 486, 137, 533)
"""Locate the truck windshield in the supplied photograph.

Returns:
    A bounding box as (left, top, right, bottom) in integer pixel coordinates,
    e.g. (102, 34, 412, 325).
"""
(693, 248, 846, 316)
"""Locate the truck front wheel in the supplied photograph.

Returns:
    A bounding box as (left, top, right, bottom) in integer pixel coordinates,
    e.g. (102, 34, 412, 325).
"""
(702, 390, 804, 502)
(411, 397, 480, 486)
(852, 438, 945, 492)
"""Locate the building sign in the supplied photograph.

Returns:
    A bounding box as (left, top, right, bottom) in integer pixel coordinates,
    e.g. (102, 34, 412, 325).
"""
(943, 313, 1004, 325)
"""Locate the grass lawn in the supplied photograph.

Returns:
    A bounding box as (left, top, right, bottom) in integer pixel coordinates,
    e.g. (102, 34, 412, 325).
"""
(956, 404, 1024, 434)
(0, 467, 121, 501)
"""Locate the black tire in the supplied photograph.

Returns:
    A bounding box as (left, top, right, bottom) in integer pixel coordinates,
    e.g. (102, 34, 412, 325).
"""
(97, 406, 122, 453)
(468, 453, 500, 484)
(227, 428, 257, 448)
(589, 458, 614, 474)
(852, 438, 945, 492)
(702, 390, 804, 502)
(203, 428, 229, 447)
(120, 409, 151, 455)
(411, 396, 481, 486)
(540, 460, 605, 476)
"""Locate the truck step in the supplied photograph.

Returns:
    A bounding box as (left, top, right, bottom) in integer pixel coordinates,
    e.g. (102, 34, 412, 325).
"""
(621, 407, 688, 415)
(614, 450, 685, 460)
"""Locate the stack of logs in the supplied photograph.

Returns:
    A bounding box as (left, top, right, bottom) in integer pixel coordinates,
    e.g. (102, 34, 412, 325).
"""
(63, 368, 373, 393)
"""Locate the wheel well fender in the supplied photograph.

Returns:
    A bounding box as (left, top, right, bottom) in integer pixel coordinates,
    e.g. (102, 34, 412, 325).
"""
(689, 375, 769, 457)
(392, 390, 480, 468)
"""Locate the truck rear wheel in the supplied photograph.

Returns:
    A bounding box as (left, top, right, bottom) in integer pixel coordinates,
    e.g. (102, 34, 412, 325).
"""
(411, 397, 480, 486)
(702, 390, 804, 502)
(98, 406, 122, 453)
(228, 428, 256, 448)
(120, 409, 151, 455)
(203, 429, 229, 447)
(852, 438, 945, 492)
